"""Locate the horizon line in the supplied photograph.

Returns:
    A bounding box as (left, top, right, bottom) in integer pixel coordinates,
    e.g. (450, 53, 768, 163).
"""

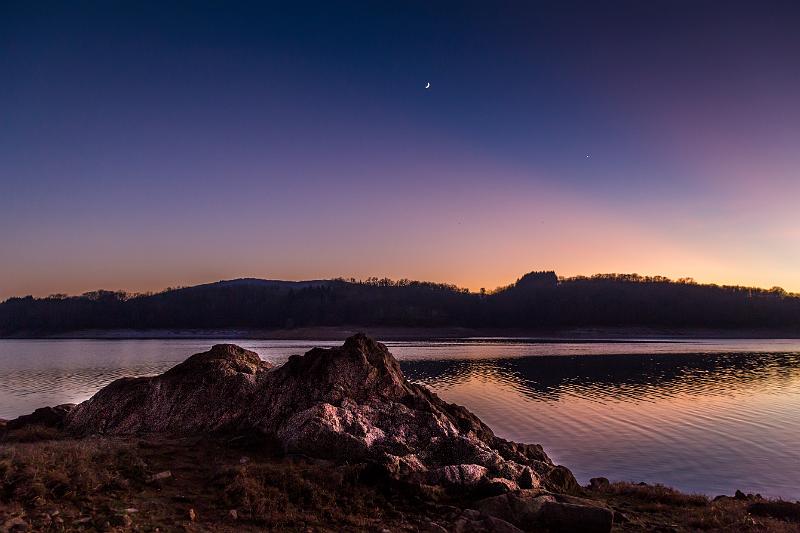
(4, 270, 798, 302)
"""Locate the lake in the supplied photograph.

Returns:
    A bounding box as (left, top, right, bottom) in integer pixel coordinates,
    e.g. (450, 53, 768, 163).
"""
(1, 337, 799, 499)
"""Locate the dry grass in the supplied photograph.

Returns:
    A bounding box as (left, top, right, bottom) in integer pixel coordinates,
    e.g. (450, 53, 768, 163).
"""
(217, 461, 393, 529)
(0, 435, 423, 531)
(0, 437, 147, 505)
(601, 481, 709, 507)
(681, 498, 800, 532)
(2, 435, 800, 532)
(589, 482, 798, 532)
(1, 424, 62, 443)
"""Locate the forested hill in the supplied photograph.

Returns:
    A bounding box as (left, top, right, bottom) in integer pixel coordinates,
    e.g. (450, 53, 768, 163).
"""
(1, 272, 799, 335)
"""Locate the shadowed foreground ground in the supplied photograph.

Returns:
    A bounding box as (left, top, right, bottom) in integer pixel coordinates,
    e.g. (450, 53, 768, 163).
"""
(1, 432, 798, 532)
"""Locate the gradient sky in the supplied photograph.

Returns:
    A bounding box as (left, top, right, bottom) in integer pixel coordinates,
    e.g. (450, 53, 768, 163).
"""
(2, 1, 800, 299)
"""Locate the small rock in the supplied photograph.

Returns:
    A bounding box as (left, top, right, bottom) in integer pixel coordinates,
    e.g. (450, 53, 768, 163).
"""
(544, 465, 582, 495)
(485, 477, 519, 495)
(148, 470, 172, 482)
(452, 511, 523, 533)
(188, 508, 197, 521)
(239, 456, 250, 464)
(429, 464, 488, 486)
(3, 517, 29, 533)
(110, 514, 133, 527)
(517, 467, 536, 489)
(589, 477, 610, 490)
(748, 500, 800, 522)
(228, 509, 238, 520)
(425, 521, 449, 533)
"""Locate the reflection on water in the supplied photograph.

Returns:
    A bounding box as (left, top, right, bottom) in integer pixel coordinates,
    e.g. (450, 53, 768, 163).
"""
(1, 338, 799, 499)
(402, 351, 800, 499)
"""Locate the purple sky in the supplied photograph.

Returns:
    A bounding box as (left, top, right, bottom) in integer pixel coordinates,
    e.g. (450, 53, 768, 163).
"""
(2, 1, 800, 299)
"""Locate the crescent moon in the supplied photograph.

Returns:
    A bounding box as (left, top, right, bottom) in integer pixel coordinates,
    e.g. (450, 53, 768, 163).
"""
(425, 82, 430, 89)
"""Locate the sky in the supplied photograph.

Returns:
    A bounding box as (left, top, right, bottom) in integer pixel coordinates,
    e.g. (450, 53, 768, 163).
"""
(2, 1, 800, 299)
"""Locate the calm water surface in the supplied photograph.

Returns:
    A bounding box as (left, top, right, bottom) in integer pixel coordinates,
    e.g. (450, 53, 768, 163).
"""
(1, 338, 799, 499)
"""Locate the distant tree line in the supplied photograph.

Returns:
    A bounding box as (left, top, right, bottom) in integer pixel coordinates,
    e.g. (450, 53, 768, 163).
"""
(1, 271, 799, 335)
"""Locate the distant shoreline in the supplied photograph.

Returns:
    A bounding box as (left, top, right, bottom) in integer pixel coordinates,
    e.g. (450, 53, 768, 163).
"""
(4, 326, 800, 340)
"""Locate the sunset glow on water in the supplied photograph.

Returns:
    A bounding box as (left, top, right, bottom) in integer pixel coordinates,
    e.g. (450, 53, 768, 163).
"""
(2, 338, 799, 499)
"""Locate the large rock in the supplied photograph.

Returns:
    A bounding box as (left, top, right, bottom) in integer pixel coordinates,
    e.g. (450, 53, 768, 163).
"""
(67, 344, 271, 434)
(451, 509, 525, 533)
(63, 334, 575, 492)
(474, 490, 553, 529)
(539, 499, 613, 532)
(6, 404, 74, 430)
(475, 491, 613, 533)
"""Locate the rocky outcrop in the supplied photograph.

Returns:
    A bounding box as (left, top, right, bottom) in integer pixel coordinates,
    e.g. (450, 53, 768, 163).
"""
(5, 403, 74, 430)
(66, 344, 271, 434)
(64, 335, 582, 496)
(5, 335, 612, 531)
(64, 335, 581, 497)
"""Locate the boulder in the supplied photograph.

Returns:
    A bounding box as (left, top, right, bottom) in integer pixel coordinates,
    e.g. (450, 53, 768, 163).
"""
(67, 344, 271, 434)
(485, 477, 520, 495)
(517, 466, 538, 490)
(474, 491, 554, 529)
(451, 510, 524, 533)
(6, 404, 75, 430)
(543, 465, 582, 495)
(63, 334, 576, 491)
(475, 491, 613, 533)
(539, 500, 613, 532)
(748, 500, 800, 523)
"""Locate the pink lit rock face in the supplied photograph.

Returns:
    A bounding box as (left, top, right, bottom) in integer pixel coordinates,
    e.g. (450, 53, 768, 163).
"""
(63, 335, 580, 498)
(66, 344, 273, 434)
